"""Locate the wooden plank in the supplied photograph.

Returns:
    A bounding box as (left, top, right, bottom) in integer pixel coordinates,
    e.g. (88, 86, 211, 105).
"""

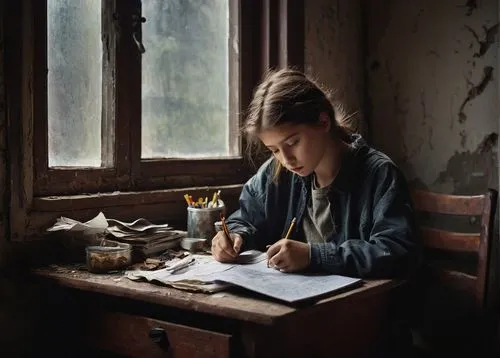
(32, 0, 48, 180)
(476, 189, 497, 308)
(140, 157, 248, 177)
(420, 227, 480, 253)
(32, 265, 397, 326)
(115, 0, 134, 180)
(127, 0, 142, 187)
(412, 189, 485, 216)
(34, 168, 124, 196)
(430, 267, 477, 294)
(21, 0, 36, 235)
(133, 173, 250, 192)
(35, 168, 249, 196)
(228, 0, 241, 157)
(263, 0, 279, 70)
(278, 0, 305, 71)
(86, 311, 231, 358)
(6, 0, 35, 241)
(101, 0, 117, 168)
(243, 285, 393, 357)
(33, 184, 243, 212)
(239, 0, 265, 169)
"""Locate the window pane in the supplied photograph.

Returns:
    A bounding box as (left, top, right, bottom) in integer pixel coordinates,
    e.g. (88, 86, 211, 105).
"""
(142, 0, 230, 158)
(47, 0, 102, 167)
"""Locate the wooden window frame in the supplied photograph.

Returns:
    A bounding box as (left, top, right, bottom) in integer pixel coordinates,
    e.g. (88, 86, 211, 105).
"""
(33, 0, 252, 196)
(5, 0, 304, 241)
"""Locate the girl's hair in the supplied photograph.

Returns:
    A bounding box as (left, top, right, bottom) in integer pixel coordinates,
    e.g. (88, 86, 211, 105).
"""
(244, 68, 356, 181)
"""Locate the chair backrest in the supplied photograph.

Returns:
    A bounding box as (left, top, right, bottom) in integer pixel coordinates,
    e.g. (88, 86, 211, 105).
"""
(411, 189, 497, 310)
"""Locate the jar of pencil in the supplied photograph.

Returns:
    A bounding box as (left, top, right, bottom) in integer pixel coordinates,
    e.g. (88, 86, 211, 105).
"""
(185, 190, 226, 242)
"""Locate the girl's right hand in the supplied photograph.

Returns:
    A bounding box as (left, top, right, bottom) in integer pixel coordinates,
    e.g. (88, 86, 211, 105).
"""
(211, 231, 243, 262)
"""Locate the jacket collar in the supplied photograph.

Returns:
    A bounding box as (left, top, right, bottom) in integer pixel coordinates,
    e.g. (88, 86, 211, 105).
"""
(300, 134, 368, 194)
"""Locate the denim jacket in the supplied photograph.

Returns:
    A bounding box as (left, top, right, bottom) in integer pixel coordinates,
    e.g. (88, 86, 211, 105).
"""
(226, 134, 421, 278)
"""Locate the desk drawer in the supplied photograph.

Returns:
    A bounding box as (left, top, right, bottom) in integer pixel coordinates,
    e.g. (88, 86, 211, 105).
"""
(85, 311, 231, 358)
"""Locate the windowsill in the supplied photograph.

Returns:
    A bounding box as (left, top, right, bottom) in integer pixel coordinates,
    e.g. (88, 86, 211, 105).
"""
(34, 158, 254, 196)
(21, 184, 244, 240)
(33, 184, 244, 212)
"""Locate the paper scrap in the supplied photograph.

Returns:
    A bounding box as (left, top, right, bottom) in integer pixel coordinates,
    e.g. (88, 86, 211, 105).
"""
(47, 212, 108, 235)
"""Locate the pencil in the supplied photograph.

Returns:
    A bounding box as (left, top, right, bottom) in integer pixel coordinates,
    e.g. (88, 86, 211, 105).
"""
(284, 217, 296, 240)
(183, 194, 191, 207)
(220, 214, 231, 242)
(268, 217, 297, 268)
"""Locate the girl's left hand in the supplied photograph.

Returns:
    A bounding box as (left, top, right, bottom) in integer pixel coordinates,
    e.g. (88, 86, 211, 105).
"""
(266, 239, 310, 272)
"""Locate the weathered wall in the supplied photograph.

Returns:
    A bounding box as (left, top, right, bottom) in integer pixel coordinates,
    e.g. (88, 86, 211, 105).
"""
(366, 0, 500, 324)
(307, 0, 499, 314)
(366, 0, 498, 194)
(305, 0, 366, 135)
(0, 1, 32, 355)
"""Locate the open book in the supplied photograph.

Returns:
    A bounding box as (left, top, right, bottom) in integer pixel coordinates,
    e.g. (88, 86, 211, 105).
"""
(127, 250, 362, 303)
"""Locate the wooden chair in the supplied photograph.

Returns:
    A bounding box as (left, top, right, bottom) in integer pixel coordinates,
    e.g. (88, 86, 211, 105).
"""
(410, 188, 497, 355)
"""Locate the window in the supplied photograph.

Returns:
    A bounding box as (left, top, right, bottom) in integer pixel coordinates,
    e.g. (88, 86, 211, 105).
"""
(141, 0, 233, 159)
(47, 0, 103, 168)
(6, 0, 304, 240)
(33, 0, 247, 196)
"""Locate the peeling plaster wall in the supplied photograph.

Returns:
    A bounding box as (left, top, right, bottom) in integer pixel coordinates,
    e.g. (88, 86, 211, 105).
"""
(366, 0, 500, 317)
(305, 0, 365, 135)
(367, 0, 498, 194)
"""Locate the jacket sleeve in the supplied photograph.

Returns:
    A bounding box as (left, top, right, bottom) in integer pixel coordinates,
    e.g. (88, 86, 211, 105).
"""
(309, 163, 421, 278)
(225, 167, 270, 251)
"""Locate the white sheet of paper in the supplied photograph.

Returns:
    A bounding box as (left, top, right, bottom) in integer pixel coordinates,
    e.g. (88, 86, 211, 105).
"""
(127, 251, 361, 303)
(234, 250, 267, 264)
(215, 260, 361, 303)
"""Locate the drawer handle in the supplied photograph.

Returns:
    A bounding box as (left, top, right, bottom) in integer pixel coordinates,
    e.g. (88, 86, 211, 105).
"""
(149, 327, 170, 351)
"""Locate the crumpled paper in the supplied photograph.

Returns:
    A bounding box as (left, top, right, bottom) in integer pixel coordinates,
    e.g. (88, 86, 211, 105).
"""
(47, 212, 108, 235)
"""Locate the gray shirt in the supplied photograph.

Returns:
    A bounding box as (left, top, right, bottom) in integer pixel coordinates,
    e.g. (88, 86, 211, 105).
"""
(302, 176, 336, 244)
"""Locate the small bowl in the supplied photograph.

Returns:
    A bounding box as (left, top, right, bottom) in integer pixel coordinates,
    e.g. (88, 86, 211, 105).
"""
(180, 237, 207, 252)
(86, 242, 132, 273)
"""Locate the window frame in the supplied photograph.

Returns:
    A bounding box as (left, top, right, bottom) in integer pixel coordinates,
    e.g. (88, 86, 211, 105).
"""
(33, 0, 125, 196)
(33, 0, 253, 196)
(6, 0, 304, 241)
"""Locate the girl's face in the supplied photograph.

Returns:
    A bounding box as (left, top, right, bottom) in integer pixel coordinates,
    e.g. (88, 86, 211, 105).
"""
(258, 115, 332, 176)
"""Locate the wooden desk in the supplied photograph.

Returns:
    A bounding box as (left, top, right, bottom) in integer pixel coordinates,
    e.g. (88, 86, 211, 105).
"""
(33, 265, 403, 358)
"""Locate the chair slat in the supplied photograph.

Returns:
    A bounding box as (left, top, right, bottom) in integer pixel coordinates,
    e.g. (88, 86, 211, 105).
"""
(412, 190, 485, 216)
(431, 267, 477, 295)
(411, 188, 497, 350)
(420, 227, 480, 253)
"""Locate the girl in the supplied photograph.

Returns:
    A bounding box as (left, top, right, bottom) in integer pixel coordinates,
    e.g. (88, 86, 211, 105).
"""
(211, 68, 420, 278)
